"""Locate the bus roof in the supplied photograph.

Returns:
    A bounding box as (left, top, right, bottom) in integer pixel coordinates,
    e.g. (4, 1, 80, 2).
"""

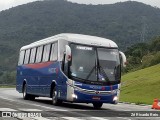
(20, 33, 118, 50)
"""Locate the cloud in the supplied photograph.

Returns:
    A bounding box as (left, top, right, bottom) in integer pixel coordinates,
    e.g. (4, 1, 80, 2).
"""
(0, 0, 160, 11)
(0, 0, 38, 11)
(68, 0, 127, 5)
(68, 0, 160, 8)
(0, 1, 14, 10)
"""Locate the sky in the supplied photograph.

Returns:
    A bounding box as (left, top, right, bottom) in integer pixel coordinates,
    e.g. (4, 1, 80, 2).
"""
(0, 0, 160, 11)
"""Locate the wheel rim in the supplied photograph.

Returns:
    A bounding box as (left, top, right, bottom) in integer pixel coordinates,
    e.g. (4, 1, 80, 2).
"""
(23, 85, 26, 98)
(52, 90, 57, 104)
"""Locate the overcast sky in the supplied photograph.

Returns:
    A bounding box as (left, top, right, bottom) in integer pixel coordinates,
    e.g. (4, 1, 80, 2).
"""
(0, 0, 160, 11)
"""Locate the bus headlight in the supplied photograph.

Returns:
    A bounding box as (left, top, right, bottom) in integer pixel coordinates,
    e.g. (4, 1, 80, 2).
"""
(72, 94, 78, 99)
(113, 96, 118, 102)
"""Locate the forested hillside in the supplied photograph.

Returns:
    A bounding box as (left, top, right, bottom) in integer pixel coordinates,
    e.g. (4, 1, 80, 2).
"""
(0, 0, 160, 83)
(124, 36, 160, 72)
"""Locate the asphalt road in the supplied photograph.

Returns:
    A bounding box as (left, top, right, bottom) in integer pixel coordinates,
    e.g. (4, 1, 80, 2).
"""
(0, 88, 159, 120)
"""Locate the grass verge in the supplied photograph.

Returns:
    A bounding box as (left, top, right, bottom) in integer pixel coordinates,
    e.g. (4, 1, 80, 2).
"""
(120, 64, 160, 105)
(0, 85, 15, 88)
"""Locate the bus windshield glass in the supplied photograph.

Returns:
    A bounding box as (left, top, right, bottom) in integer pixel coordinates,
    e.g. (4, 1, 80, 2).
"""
(69, 44, 120, 85)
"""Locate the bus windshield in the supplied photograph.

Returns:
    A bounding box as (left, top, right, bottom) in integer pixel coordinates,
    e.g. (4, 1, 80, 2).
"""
(69, 44, 121, 85)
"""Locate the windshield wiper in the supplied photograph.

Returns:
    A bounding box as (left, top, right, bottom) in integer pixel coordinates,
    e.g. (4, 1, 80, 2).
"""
(85, 65, 96, 80)
(97, 64, 109, 81)
(96, 50, 109, 81)
(85, 56, 98, 80)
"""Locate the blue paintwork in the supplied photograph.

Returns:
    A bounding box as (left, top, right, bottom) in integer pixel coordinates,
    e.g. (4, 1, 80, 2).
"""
(74, 81, 118, 91)
(16, 61, 68, 99)
(74, 90, 116, 103)
(73, 81, 118, 103)
(16, 61, 119, 103)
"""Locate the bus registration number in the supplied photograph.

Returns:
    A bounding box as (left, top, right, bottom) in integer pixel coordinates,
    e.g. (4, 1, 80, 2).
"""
(92, 96, 101, 100)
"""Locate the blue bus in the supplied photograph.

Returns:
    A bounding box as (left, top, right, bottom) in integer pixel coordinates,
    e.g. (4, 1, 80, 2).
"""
(16, 33, 126, 109)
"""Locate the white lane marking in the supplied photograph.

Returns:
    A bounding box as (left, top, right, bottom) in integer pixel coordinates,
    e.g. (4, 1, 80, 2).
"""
(30, 117, 51, 120)
(0, 108, 17, 111)
(32, 104, 67, 111)
(0, 96, 68, 111)
(15, 116, 50, 120)
(18, 108, 42, 111)
(61, 117, 83, 120)
(90, 117, 109, 120)
(16, 117, 33, 120)
(0, 96, 15, 102)
(117, 117, 132, 120)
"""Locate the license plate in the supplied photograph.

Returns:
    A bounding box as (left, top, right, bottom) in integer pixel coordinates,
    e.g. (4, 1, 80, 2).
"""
(92, 96, 100, 100)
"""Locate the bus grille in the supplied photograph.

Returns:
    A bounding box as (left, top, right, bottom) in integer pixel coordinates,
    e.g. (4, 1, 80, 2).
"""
(66, 81, 117, 95)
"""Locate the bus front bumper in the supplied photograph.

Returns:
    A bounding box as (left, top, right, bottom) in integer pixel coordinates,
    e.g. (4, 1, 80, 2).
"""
(72, 90, 119, 104)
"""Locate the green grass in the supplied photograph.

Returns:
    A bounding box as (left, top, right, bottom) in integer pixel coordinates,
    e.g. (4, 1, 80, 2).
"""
(0, 85, 15, 88)
(120, 64, 160, 105)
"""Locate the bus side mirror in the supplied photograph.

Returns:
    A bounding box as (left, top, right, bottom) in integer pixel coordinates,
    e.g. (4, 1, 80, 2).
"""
(119, 51, 127, 67)
(65, 45, 71, 62)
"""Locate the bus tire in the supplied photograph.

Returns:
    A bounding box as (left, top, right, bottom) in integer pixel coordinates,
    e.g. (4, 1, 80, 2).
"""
(23, 84, 35, 100)
(93, 103, 103, 109)
(52, 87, 62, 106)
(29, 95, 35, 100)
(23, 84, 30, 100)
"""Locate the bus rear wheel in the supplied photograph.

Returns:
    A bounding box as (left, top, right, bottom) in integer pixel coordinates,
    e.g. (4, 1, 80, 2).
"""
(52, 87, 62, 106)
(23, 84, 35, 100)
(93, 103, 103, 109)
(23, 84, 29, 100)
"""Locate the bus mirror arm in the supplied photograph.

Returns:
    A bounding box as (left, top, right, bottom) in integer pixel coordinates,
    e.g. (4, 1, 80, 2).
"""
(65, 45, 71, 62)
(119, 51, 127, 67)
(64, 45, 72, 77)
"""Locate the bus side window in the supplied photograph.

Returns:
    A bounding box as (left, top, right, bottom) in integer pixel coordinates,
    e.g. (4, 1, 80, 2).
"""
(50, 43, 58, 61)
(18, 50, 25, 65)
(35, 46, 43, 63)
(24, 49, 31, 64)
(42, 44, 51, 62)
(29, 47, 37, 64)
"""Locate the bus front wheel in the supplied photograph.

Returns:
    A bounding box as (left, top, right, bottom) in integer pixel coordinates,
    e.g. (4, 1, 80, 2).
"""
(92, 103, 103, 109)
(52, 87, 62, 106)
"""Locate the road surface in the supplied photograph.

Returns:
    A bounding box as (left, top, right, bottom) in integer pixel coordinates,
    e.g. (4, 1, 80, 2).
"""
(0, 88, 159, 120)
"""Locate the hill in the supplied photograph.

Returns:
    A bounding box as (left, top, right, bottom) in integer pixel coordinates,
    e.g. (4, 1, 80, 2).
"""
(120, 64, 160, 105)
(1, 0, 160, 50)
(124, 36, 160, 72)
(0, 0, 160, 81)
